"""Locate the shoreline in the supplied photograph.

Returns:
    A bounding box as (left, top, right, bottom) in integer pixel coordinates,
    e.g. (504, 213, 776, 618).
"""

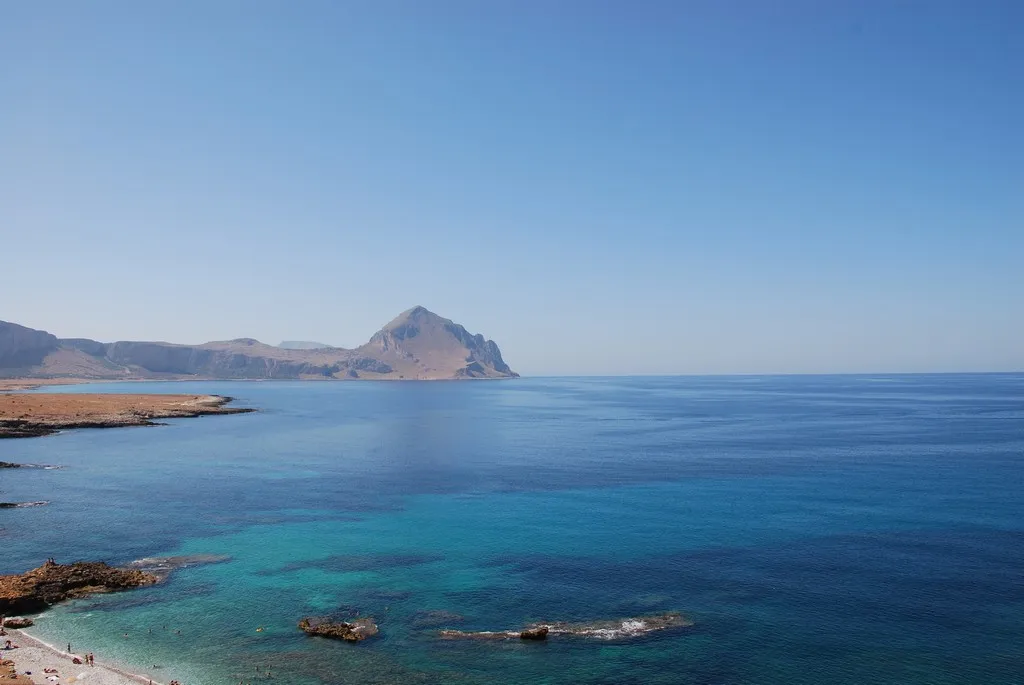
(0, 394, 254, 439)
(4, 628, 165, 685)
(0, 380, 87, 393)
(0, 375, 519, 390)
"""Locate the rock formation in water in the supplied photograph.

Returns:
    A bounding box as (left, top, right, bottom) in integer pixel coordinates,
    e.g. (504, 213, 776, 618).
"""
(0, 307, 517, 381)
(123, 555, 232, 581)
(0, 560, 159, 616)
(519, 626, 549, 640)
(438, 613, 692, 641)
(298, 616, 379, 641)
(1, 617, 33, 628)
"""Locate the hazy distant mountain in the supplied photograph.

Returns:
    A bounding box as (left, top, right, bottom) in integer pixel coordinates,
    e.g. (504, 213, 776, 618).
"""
(0, 307, 518, 381)
(278, 341, 334, 350)
(0, 321, 58, 368)
(358, 306, 516, 379)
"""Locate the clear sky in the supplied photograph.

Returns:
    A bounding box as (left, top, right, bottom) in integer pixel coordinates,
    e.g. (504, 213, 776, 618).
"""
(2, 1, 1021, 376)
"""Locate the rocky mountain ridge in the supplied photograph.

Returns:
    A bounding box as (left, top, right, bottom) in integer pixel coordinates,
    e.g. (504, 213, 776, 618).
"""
(278, 340, 334, 350)
(0, 307, 517, 381)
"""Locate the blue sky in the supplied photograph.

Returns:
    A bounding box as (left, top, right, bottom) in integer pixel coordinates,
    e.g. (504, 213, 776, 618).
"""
(2, 1, 1021, 375)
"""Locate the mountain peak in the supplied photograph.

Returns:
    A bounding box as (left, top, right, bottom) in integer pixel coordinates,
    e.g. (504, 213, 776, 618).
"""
(387, 305, 441, 327)
(362, 306, 517, 379)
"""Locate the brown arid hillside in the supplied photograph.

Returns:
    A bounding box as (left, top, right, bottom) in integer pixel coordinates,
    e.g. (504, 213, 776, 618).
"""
(0, 307, 518, 381)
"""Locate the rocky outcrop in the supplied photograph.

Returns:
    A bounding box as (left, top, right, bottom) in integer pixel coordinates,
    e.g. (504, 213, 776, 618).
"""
(0, 502, 49, 509)
(0, 422, 53, 438)
(519, 626, 549, 640)
(0, 306, 517, 381)
(438, 613, 692, 641)
(298, 617, 379, 642)
(0, 462, 21, 468)
(0, 322, 59, 370)
(344, 357, 393, 374)
(0, 561, 159, 616)
(1, 617, 33, 628)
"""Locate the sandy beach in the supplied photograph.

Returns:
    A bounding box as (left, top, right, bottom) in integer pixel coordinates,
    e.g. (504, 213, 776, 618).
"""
(2, 629, 159, 685)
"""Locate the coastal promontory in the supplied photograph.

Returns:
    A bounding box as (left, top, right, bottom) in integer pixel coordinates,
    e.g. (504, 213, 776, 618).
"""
(0, 393, 252, 438)
(0, 306, 517, 382)
(0, 561, 158, 616)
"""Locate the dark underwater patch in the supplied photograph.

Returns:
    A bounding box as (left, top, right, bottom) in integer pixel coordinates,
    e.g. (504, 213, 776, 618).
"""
(465, 527, 1024, 644)
(66, 582, 218, 613)
(410, 610, 466, 629)
(249, 646, 459, 685)
(259, 553, 444, 576)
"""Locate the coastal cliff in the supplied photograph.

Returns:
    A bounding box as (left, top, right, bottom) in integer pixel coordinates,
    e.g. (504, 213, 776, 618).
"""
(0, 322, 58, 369)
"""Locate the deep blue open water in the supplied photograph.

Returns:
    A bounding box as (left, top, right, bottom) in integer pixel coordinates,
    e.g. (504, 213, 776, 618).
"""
(2, 376, 1023, 684)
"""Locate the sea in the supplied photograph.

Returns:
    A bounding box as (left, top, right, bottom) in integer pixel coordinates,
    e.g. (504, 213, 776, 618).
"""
(2, 375, 1023, 685)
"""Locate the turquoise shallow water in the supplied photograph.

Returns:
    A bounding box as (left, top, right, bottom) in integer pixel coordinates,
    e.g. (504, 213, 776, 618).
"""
(2, 376, 1023, 684)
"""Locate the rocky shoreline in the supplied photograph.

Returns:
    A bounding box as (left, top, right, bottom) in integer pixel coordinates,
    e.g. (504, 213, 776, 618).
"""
(0, 394, 253, 439)
(0, 561, 159, 616)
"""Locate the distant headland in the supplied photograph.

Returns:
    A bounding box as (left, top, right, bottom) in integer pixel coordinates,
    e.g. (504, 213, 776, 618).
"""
(0, 306, 518, 382)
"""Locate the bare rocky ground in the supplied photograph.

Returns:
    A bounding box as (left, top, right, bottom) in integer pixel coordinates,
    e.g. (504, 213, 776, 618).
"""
(0, 393, 252, 438)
